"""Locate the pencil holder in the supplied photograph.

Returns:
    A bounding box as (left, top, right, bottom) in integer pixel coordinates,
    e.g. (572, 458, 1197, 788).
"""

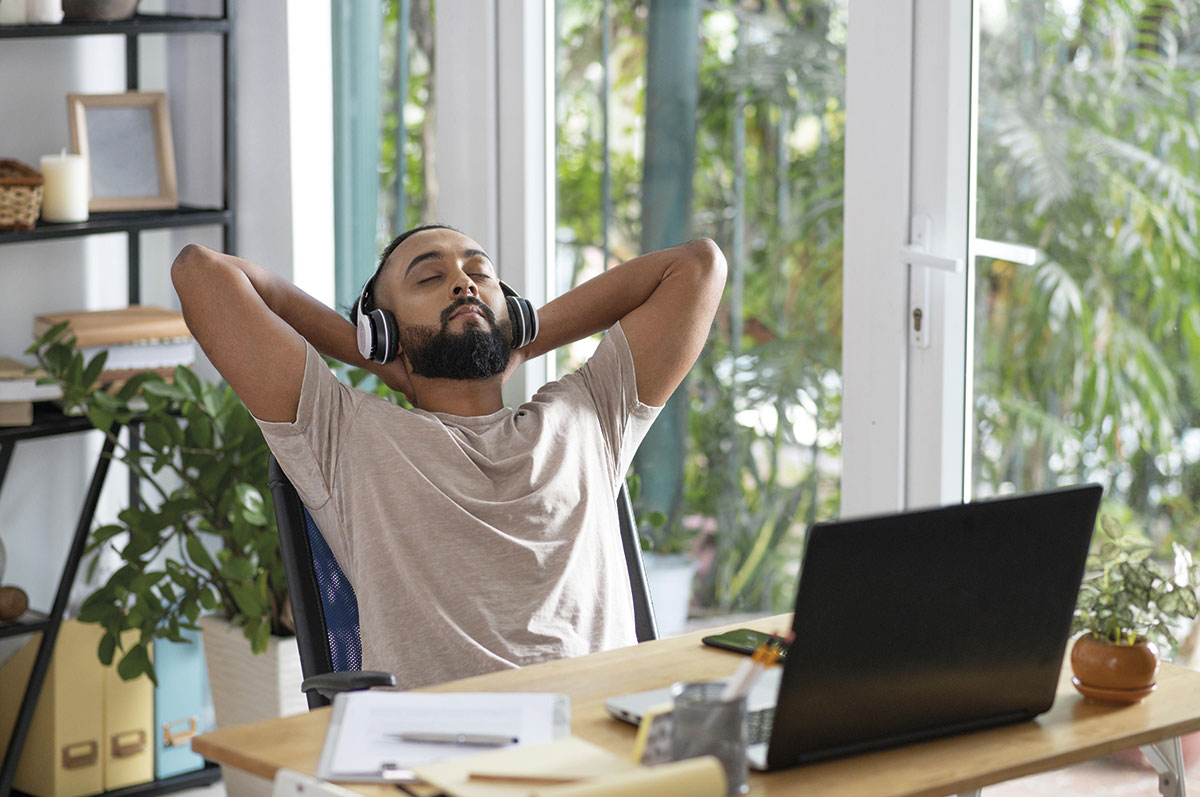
(670, 682, 749, 796)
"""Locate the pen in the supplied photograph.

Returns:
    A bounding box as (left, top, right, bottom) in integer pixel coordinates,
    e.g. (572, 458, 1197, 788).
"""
(467, 772, 583, 785)
(388, 731, 519, 747)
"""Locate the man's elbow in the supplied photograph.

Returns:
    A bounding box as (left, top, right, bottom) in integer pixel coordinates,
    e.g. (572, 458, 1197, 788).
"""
(689, 237, 728, 289)
(171, 244, 216, 292)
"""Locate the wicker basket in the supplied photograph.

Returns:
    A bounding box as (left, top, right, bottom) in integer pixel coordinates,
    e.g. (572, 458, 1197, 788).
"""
(0, 161, 44, 232)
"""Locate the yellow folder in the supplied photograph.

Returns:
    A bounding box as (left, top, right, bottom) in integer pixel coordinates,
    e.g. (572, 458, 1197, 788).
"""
(102, 630, 154, 790)
(412, 737, 726, 797)
(12, 621, 106, 797)
(0, 633, 41, 774)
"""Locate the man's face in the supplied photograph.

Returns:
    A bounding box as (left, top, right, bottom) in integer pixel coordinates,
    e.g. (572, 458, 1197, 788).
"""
(376, 228, 512, 380)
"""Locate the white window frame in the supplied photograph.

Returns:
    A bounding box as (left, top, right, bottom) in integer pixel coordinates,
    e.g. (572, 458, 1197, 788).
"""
(440, 1, 978, 508)
(842, 0, 976, 516)
(434, 0, 553, 405)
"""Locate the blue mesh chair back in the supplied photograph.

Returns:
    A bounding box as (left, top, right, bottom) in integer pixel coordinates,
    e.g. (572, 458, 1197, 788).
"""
(301, 506, 363, 673)
(269, 455, 365, 707)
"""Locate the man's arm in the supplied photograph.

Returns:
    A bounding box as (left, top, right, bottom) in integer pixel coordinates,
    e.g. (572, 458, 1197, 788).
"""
(171, 245, 411, 423)
(516, 239, 726, 407)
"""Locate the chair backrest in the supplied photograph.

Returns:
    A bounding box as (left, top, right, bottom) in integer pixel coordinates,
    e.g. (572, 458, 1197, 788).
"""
(270, 454, 659, 707)
(269, 456, 364, 708)
(616, 485, 659, 643)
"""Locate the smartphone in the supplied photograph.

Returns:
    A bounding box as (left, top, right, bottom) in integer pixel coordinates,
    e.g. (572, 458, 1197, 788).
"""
(700, 628, 788, 660)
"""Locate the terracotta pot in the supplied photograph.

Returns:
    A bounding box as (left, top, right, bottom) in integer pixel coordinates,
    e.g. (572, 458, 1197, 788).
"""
(1070, 633, 1159, 703)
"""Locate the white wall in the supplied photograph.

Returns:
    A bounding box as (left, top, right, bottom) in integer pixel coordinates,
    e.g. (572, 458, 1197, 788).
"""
(0, 1, 331, 612)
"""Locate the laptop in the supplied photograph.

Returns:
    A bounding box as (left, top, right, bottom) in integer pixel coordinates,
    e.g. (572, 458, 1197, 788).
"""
(606, 484, 1102, 771)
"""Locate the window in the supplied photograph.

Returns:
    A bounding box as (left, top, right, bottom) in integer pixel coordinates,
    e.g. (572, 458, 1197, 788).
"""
(556, 1, 847, 621)
(333, 0, 435, 311)
(972, 1, 1200, 554)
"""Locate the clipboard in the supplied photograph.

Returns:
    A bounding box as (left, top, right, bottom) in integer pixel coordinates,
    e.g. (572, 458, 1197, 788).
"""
(315, 691, 571, 783)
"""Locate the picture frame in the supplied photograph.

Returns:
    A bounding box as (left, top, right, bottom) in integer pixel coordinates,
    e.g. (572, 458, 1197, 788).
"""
(67, 91, 178, 212)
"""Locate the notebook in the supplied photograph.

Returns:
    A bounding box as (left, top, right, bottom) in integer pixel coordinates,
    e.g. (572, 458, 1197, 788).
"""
(606, 484, 1102, 771)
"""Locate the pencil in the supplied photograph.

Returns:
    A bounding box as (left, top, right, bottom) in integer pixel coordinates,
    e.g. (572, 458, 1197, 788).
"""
(466, 772, 584, 784)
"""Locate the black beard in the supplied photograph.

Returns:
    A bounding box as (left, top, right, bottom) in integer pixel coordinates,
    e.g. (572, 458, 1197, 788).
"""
(397, 300, 512, 380)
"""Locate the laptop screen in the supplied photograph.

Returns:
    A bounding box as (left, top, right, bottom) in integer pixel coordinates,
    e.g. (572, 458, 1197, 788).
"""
(766, 484, 1101, 769)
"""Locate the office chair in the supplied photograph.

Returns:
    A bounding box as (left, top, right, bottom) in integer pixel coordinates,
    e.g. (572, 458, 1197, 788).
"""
(269, 454, 659, 709)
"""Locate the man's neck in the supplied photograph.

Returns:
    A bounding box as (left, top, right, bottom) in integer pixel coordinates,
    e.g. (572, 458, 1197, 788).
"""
(408, 375, 506, 416)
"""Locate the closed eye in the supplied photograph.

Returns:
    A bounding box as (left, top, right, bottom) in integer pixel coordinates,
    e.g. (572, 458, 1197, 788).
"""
(418, 275, 440, 284)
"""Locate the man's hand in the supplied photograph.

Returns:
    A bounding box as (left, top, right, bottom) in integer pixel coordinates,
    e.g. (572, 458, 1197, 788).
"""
(173, 244, 406, 422)
(523, 239, 727, 407)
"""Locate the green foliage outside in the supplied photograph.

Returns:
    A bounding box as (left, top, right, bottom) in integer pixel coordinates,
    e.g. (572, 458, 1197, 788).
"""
(557, 1, 846, 614)
(557, 0, 1200, 627)
(29, 325, 285, 683)
(378, 0, 434, 243)
(973, 0, 1200, 631)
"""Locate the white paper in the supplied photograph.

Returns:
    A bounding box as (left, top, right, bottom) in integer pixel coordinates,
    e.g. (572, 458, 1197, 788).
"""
(316, 691, 570, 782)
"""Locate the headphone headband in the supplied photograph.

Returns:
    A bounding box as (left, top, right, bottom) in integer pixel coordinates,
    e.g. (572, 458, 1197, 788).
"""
(354, 271, 538, 365)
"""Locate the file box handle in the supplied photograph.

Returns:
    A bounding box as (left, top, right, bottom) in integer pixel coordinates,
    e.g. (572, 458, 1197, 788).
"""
(163, 716, 198, 747)
(111, 729, 147, 758)
(62, 739, 98, 769)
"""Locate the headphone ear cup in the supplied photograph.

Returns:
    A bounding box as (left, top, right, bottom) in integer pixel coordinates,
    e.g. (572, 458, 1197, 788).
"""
(506, 296, 538, 349)
(368, 308, 399, 364)
(506, 295, 526, 349)
(356, 306, 375, 361)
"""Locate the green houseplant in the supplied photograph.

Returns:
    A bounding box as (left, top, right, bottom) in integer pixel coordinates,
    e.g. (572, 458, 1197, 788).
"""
(1070, 515, 1200, 702)
(28, 323, 289, 683)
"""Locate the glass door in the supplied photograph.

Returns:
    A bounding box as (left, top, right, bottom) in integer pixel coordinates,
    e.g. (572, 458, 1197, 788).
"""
(556, 1, 847, 622)
(971, 0, 1200, 559)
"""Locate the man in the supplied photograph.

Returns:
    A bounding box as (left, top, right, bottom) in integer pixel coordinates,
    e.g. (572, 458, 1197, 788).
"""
(172, 225, 725, 688)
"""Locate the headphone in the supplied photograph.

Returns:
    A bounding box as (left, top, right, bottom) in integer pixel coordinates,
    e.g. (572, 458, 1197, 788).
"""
(355, 273, 539, 365)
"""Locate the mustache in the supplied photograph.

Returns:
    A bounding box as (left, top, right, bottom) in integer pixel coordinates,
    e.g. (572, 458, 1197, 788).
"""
(440, 297, 497, 327)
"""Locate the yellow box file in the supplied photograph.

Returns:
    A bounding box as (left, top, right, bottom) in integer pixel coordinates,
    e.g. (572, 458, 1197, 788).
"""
(11, 622, 106, 797)
(102, 630, 154, 791)
(0, 633, 41, 777)
(0, 623, 155, 796)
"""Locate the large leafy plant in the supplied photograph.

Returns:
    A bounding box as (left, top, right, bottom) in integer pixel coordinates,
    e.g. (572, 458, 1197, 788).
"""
(29, 324, 288, 683)
(1072, 515, 1200, 651)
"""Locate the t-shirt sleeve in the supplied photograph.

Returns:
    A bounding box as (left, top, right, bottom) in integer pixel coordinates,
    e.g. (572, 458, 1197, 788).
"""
(565, 321, 662, 483)
(251, 342, 363, 513)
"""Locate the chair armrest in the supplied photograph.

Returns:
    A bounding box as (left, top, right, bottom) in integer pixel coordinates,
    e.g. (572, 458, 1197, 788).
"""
(301, 670, 397, 701)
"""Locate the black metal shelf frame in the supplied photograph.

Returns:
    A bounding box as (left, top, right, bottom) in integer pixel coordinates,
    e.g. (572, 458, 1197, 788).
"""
(0, 13, 228, 38)
(0, 5, 237, 796)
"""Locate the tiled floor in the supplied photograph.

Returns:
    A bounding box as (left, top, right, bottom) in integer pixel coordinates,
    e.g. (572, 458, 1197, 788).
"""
(990, 754, 1196, 795)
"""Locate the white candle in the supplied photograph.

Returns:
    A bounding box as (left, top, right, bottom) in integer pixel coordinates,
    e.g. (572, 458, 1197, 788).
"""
(40, 153, 89, 223)
(25, 0, 62, 24)
(0, 0, 25, 24)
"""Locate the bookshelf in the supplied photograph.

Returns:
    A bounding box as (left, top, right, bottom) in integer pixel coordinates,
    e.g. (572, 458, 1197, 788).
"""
(0, 6, 235, 795)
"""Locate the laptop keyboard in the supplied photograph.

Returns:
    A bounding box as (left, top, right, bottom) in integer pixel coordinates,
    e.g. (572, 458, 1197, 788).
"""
(749, 706, 776, 745)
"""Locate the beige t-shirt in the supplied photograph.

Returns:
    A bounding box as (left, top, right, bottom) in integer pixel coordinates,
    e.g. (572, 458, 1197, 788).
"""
(256, 322, 660, 689)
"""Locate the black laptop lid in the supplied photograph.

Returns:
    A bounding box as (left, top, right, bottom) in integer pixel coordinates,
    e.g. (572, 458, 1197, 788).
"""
(766, 484, 1101, 770)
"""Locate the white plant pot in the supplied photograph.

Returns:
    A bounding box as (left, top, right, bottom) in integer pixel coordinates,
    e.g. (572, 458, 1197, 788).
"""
(199, 615, 306, 796)
(643, 553, 697, 638)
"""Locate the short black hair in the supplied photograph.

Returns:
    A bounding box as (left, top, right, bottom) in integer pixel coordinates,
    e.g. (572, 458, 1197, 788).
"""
(348, 223, 459, 324)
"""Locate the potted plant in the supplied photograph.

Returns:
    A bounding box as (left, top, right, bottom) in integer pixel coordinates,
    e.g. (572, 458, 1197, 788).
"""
(1070, 515, 1200, 703)
(27, 325, 307, 752)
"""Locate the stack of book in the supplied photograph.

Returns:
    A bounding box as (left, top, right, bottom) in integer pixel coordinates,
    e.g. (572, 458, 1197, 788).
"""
(32, 306, 195, 385)
(0, 356, 63, 427)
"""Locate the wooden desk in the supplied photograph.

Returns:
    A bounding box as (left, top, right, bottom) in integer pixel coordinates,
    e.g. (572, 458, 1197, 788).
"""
(193, 615, 1200, 796)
